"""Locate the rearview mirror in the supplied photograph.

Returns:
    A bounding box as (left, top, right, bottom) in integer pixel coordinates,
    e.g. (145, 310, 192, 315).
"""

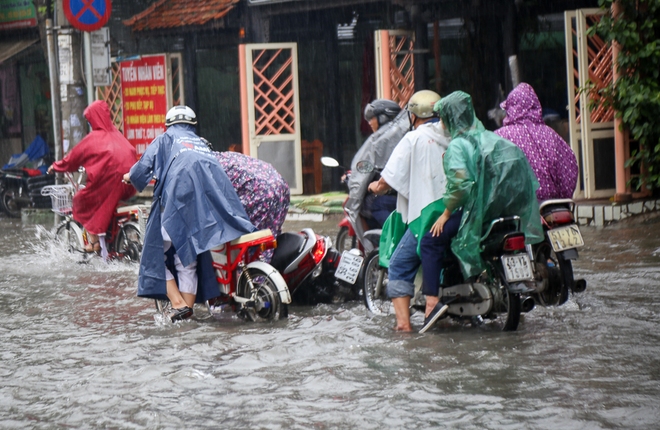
(320, 156, 340, 168)
(356, 160, 374, 174)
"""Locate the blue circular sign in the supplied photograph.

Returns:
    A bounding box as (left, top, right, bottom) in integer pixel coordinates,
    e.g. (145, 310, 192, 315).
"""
(63, 0, 111, 32)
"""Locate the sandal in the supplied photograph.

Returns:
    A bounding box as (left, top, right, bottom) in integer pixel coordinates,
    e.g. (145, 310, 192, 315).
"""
(84, 241, 101, 253)
(168, 306, 193, 322)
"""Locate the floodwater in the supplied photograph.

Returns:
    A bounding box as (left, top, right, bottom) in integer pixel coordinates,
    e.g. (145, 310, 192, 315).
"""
(1, 212, 659, 429)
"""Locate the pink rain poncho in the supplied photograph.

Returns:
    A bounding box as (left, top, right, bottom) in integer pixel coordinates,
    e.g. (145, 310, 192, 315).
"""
(495, 83, 578, 201)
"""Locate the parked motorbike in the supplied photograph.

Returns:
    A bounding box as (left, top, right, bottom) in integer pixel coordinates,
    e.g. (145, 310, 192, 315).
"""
(363, 215, 535, 332)
(269, 227, 345, 304)
(0, 168, 52, 217)
(529, 199, 587, 306)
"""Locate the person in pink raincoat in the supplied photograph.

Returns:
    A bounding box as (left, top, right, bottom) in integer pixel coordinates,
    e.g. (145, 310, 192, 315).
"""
(495, 82, 578, 201)
(48, 100, 136, 252)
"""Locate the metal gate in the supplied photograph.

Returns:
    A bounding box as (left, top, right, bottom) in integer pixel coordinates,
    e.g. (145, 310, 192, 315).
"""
(374, 30, 415, 108)
(239, 43, 302, 195)
(565, 9, 616, 199)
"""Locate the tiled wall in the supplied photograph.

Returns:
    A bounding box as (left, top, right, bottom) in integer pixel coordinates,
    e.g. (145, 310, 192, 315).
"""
(575, 199, 660, 227)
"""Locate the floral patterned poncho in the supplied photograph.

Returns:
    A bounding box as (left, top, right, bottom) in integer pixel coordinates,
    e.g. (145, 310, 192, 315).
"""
(495, 83, 578, 201)
(214, 151, 290, 237)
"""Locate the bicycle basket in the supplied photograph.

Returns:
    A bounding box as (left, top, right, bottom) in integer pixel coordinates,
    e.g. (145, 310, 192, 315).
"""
(41, 184, 75, 216)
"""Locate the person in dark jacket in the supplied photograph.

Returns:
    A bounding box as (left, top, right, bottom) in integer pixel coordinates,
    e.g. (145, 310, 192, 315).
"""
(123, 106, 255, 322)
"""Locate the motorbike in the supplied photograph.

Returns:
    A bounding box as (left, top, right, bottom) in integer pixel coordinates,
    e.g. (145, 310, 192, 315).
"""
(0, 168, 52, 217)
(269, 227, 345, 304)
(321, 156, 387, 257)
(160, 226, 341, 323)
(363, 215, 535, 332)
(529, 198, 587, 306)
(186, 229, 292, 322)
(321, 157, 388, 303)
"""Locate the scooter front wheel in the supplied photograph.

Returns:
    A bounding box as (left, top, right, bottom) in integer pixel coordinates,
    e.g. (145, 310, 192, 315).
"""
(361, 249, 391, 315)
(236, 267, 284, 321)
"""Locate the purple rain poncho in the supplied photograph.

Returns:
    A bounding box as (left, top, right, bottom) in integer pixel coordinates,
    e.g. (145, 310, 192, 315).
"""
(495, 83, 578, 201)
(214, 152, 290, 237)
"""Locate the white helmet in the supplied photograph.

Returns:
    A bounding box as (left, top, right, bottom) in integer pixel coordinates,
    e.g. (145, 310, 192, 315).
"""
(165, 105, 197, 127)
(406, 90, 441, 119)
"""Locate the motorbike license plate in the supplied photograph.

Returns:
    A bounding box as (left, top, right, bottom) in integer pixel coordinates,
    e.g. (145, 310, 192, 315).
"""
(335, 251, 364, 285)
(548, 224, 584, 252)
(502, 254, 534, 282)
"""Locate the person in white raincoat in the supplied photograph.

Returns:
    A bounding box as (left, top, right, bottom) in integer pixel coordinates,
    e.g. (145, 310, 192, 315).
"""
(368, 90, 450, 332)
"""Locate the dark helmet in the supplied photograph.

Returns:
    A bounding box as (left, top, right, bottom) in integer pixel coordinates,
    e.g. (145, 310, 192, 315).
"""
(364, 99, 402, 126)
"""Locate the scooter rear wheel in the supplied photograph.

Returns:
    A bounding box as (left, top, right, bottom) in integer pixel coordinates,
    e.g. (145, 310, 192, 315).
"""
(335, 226, 357, 254)
(1, 187, 21, 218)
(495, 284, 521, 331)
(115, 222, 143, 262)
(236, 267, 284, 321)
(533, 241, 570, 306)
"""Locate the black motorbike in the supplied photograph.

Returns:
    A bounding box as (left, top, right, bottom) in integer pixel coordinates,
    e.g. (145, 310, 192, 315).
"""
(530, 199, 587, 306)
(363, 215, 535, 332)
(0, 168, 54, 217)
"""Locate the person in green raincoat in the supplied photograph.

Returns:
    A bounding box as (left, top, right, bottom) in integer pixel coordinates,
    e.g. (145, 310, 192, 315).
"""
(418, 91, 543, 331)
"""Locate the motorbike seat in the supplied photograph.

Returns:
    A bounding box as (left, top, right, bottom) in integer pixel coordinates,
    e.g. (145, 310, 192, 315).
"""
(270, 232, 306, 272)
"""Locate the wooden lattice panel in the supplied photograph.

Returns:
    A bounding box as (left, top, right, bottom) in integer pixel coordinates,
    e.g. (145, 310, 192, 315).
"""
(96, 62, 123, 132)
(571, 14, 614, 124)
(170, 55, 182, 106)
(252, 48, 295, 135)
(389, 34, 415, 108)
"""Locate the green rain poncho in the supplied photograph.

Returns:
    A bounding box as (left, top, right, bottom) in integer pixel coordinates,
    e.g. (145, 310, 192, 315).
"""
(435, 91, 543, 279)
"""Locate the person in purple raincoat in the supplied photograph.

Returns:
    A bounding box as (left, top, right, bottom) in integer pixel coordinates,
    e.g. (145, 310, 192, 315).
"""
(213, 151, 290, 238)
(495, 83, 578, 201)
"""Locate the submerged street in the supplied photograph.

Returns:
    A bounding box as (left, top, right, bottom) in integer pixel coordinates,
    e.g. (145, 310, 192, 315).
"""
(1, 213, 659, 429)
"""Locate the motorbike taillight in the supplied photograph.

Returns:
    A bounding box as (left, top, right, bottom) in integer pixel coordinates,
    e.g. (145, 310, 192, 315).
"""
(312, 236, 327, 264)
(503, 234, 526, 252)
(544, 210, 574, 226)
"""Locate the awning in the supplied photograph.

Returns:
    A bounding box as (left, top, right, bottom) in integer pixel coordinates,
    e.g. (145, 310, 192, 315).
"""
(123, 0, 239, 32)
(247, 0, 301, 4)
(0, 38, 38, 65)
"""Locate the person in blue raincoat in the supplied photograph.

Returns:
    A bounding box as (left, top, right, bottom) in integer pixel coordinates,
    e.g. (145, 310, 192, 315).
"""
(123, 106, 256, 322)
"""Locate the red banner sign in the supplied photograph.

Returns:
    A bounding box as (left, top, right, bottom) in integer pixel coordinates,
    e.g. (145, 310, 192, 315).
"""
(120, 55, 168, 158)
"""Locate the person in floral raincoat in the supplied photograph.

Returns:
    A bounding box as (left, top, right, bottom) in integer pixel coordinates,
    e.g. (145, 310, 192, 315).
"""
(213, 151, 290, 238)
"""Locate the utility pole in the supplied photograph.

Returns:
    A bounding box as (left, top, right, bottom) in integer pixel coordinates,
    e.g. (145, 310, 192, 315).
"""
(55, 0, 86, 156)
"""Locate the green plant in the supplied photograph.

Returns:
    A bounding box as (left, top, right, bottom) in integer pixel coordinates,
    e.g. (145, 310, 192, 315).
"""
(588, 0, 660, 190)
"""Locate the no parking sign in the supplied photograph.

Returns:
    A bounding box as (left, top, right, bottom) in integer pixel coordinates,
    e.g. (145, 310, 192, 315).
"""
(63, 0, 111, 32)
